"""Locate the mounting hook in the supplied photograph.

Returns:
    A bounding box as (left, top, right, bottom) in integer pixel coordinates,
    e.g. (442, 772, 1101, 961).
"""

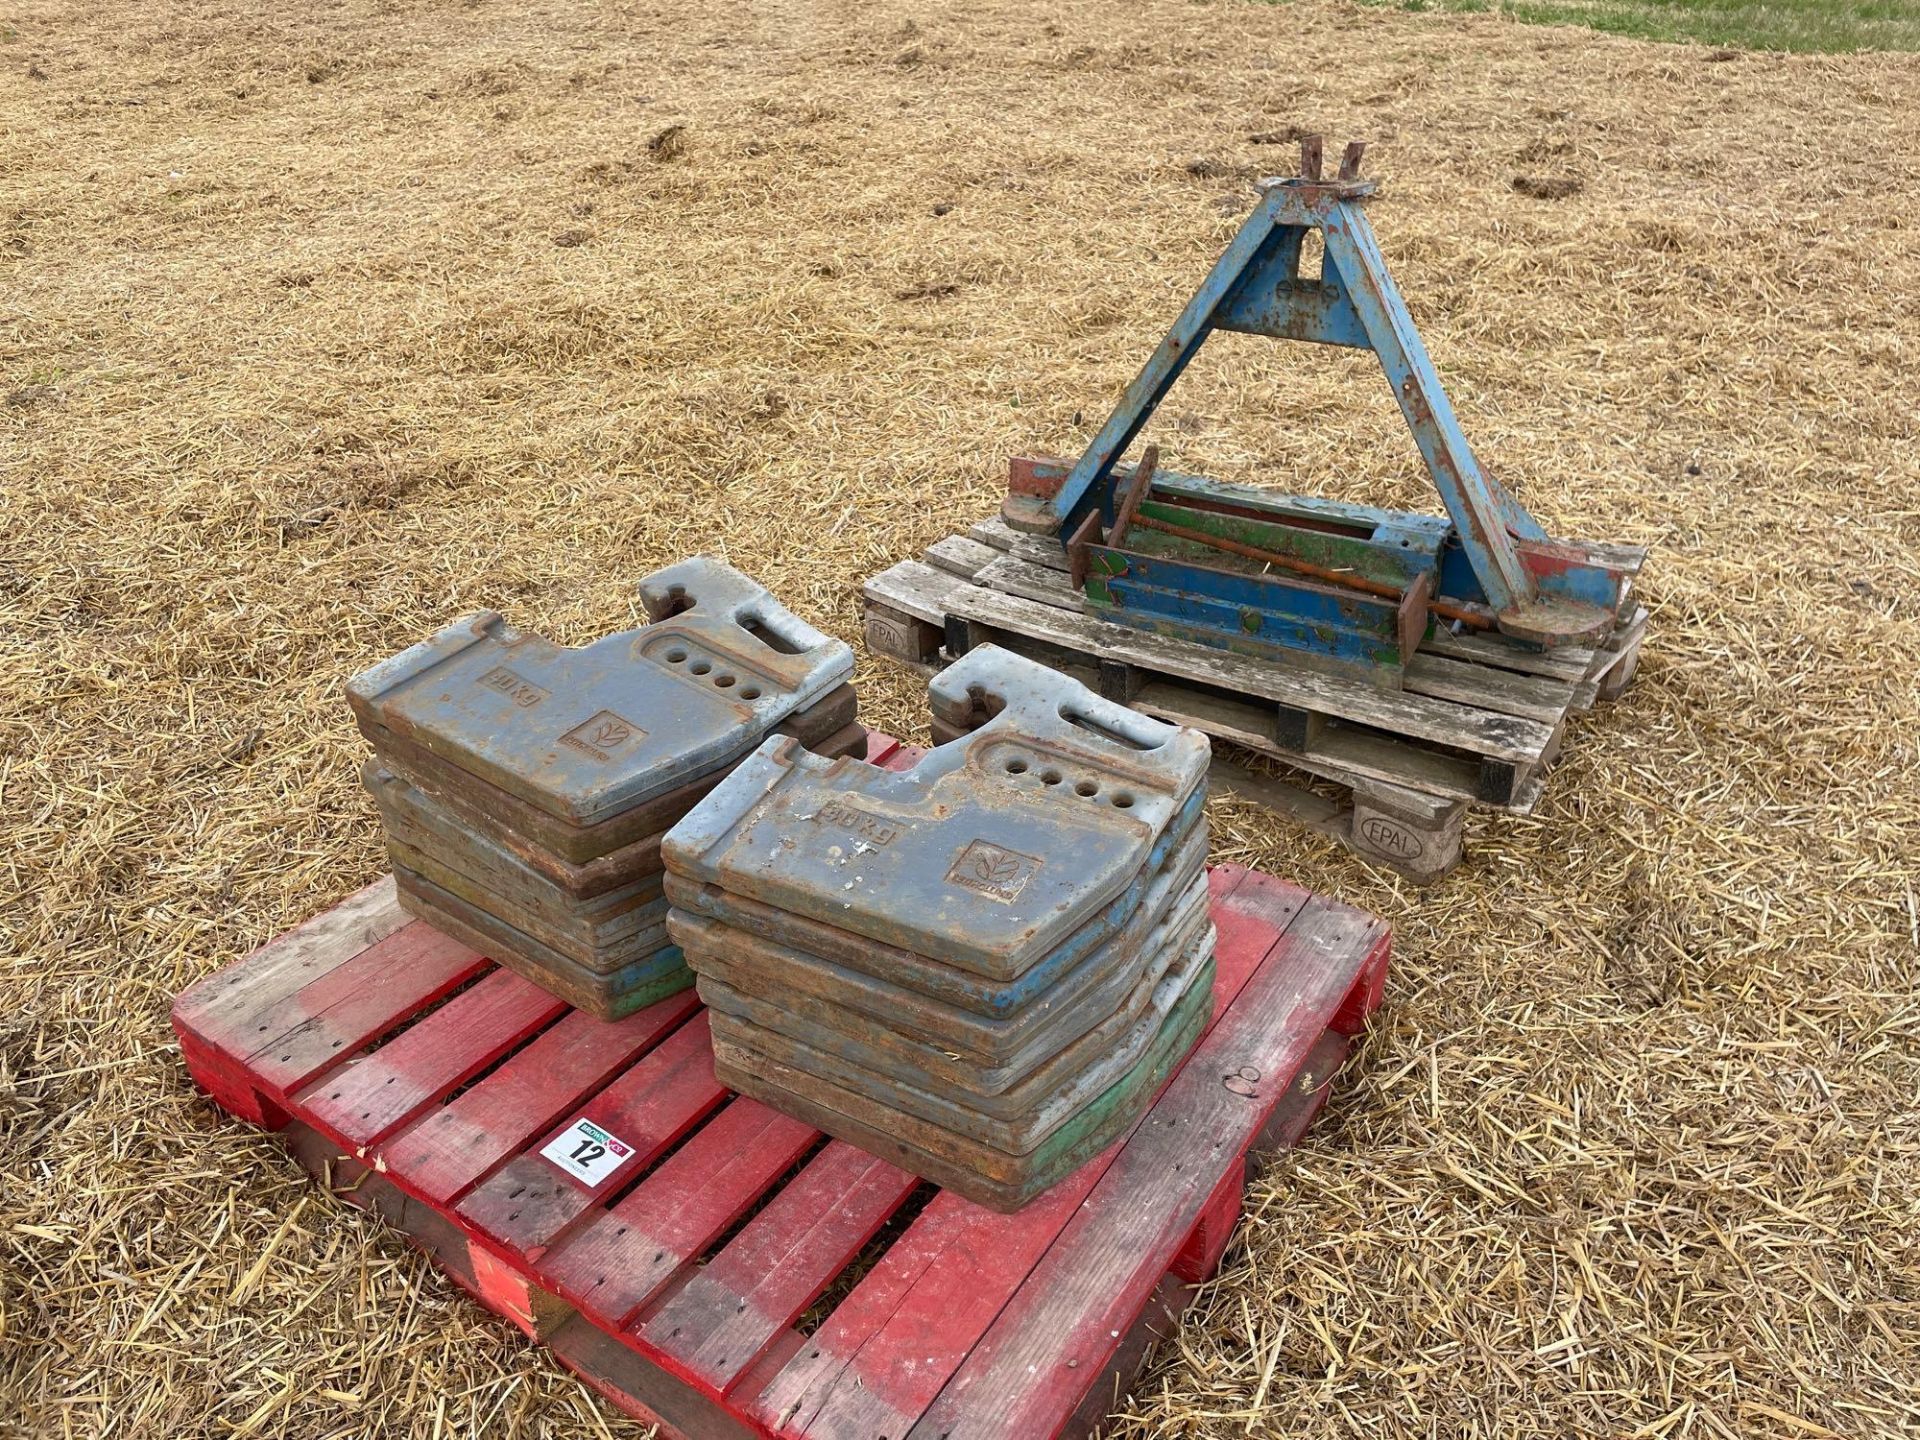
(1298, 134, 1368, 186)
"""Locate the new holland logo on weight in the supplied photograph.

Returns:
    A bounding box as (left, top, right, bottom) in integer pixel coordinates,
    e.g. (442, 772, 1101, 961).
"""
(558, 709, 646, 762)
(946, 839, 1043, 904)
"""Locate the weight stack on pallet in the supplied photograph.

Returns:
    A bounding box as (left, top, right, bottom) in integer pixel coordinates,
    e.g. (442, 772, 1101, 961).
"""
(346, 557, 860, 1020)
(661, 644, 1216, 1211)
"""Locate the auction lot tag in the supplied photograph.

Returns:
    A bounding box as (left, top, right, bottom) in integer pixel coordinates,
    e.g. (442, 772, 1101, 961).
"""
(539, 1119, 633, 1185)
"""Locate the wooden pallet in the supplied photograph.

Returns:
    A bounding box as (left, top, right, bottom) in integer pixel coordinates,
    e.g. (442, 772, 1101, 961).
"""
(864, 522, 1647, 881)
(173, 733, 1391, 1440)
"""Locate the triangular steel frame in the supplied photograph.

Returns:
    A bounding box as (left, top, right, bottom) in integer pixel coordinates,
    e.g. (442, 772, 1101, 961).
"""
(1008, 144, 1622, 647)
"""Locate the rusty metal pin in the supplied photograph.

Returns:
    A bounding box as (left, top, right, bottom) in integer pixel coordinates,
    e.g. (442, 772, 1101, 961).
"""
(1299, 134, 1324, 182)
(1105, 443, 1159, 550)
(1338, 140, 1367, 181)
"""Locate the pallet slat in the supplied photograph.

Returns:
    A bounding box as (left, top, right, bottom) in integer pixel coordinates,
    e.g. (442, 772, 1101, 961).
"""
(967, 517, 1069, 571)
(239, 925, 491, 1095)
(755, 1175, 1100, 1440)
(174, 876, 411, 1037)
(949, 584, 1556, 765)
(862, 557, 964, 626)
(640, 1141, 920, 1395)
(298, 968, 568, 1150)
(457, 1013, 728, 1258)
(544, 1097, 819, 1324)
(1419, 625, 1594, 682)
(378, 991, 701, 1206)
(909, 895, 1385, 1439)
(1402, 651, 1576, 724)
(924, 535, 1002, 580)
(975, 553, 1082, 609)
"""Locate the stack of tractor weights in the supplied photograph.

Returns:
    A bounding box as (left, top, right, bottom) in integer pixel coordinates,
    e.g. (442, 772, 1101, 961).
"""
(346, 558, 861, 1020)
(661, 645, 1216, 1212)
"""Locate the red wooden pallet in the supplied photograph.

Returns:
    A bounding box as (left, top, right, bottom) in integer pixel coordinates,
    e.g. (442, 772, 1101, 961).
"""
(174, 734, 1391, 1440)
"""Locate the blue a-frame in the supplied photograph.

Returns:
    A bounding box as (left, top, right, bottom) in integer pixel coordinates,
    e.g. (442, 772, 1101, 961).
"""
(1003, 140, 1634, 659)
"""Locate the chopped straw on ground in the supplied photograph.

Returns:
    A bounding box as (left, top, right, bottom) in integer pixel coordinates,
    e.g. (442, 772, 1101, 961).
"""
(2, 0, 1917, 1436)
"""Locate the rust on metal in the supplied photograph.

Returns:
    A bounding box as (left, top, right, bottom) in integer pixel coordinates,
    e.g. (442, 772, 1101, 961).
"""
(348, 557, 855, 828)
(660, 645, 1219, 1211)
(1067, 508, 1102, 592)
(1105, 442, 1159, 550)
(1129, 511, 1496, 629)
(1021, 142, 1635, 666)
(1299, 133, 1324, 183)
(363, 683, 860, 869)
(350, 558, 860, 1019)
(1008, 453, 1067, 500)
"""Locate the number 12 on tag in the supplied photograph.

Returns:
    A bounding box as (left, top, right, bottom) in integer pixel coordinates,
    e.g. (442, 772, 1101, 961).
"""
(539, 1118, 634, 1185)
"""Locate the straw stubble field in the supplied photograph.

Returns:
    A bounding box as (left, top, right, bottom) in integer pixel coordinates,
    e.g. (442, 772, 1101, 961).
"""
(3, 0, 1917, 1435)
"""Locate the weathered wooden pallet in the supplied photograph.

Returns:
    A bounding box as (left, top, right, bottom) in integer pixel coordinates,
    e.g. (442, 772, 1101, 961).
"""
(173, 733, 1391, 1440)
(864, 522, 1648, 881)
